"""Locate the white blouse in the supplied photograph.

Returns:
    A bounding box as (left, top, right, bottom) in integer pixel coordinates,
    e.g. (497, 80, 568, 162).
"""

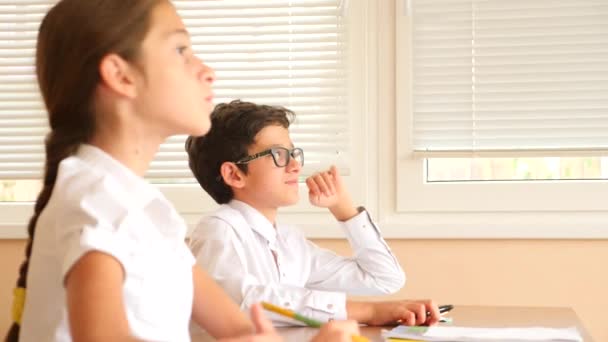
(20, 144, 195, 342)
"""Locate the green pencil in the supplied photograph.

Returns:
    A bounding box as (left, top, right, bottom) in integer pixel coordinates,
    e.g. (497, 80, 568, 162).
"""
(261, 301, 370, 342)
(262, 301, 323, 328)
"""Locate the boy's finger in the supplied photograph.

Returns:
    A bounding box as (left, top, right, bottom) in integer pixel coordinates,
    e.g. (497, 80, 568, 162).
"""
(250, 303, 276, 334)
(329, 165, 341, 183)
(325, 171, 338, 195)
(424, 301, 440, 325)
(410, 303, 427, 326)
(320, 171, 335, 195)
(306, 177, 321, 196)
(313, 173, 330, 195)
(399, 311, 416, 326)
(329, 165, 338, 177)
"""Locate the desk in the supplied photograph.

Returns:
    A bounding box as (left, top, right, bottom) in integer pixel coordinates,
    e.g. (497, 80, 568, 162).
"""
(192, 305, 593, 342)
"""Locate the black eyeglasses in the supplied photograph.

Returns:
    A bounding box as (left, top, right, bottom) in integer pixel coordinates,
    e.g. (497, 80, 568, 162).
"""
(235, 147, 304, 168)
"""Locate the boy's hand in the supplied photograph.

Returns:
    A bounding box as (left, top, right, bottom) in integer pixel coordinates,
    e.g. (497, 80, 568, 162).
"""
(306, 165, 358, 221)
(348, 300, 441, 327)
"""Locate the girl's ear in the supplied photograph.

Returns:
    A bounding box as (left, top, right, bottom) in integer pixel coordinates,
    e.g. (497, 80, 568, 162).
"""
(220, 162, 246, 189)
(98, 53, 138, 98)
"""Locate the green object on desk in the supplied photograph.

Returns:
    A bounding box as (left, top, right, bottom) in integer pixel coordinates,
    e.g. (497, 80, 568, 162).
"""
(261, 301, 370, 342)
(261, 302, 323, 328)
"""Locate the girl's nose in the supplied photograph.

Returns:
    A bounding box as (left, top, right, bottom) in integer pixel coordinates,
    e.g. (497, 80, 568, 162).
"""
(202, 64, 215, 84)
(195, 56, 215, 84)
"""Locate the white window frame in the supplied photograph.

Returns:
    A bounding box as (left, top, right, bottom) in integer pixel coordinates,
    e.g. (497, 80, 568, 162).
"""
(0, 1, 373, 239)
(388, 0, 608, 238)
(8, 0, 606, 240)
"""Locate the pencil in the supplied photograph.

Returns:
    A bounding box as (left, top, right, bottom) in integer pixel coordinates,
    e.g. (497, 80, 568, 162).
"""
(426, 304, 454, 317)
(261, 301, 370, 342)
(262, 301, 323, 328)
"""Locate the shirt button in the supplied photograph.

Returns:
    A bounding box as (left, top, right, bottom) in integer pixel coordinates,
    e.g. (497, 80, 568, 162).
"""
(327, 304, 333, 310)
(284, 302, 290, 307)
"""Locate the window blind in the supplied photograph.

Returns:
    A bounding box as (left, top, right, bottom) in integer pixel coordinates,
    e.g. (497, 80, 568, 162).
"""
(410, 0, 608, 154)
(0, 0, 349, 179)
(0, 1, 50, 179)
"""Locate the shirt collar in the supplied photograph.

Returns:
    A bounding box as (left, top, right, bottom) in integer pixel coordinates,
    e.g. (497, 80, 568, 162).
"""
(76, 144, 184, 239)
(228, 199, 278, 247)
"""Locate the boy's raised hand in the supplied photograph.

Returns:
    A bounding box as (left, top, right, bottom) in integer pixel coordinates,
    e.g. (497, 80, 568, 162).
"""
(306, 165, 358, 221)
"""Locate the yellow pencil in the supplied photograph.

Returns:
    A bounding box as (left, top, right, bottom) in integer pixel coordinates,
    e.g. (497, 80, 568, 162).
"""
(261, 302, 370, 342)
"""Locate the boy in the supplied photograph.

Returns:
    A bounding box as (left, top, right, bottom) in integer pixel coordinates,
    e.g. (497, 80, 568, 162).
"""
(186, 100, 440, 326)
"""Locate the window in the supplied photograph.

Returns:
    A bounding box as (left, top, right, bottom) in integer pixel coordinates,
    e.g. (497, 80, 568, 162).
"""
(427, 157, 608, 182)
(0, 1, 369, 237)
(394, 0, 608, 237)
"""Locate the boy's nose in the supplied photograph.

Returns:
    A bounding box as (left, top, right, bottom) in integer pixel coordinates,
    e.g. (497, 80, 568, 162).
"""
(286, 156, 301, 173)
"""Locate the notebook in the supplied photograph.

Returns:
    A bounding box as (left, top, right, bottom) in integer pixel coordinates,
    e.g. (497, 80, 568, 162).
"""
(382, 325, 583, 342)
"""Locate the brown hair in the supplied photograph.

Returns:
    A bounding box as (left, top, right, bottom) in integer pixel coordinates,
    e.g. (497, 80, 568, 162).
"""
(185, 100, 294, 204)
(6, 0, 162, 340)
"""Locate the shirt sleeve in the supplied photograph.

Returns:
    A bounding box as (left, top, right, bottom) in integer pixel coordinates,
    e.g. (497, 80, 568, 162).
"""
(189, 218, 347, 325)
(305, 208, 406, 295)
(56, 177, 138, 282)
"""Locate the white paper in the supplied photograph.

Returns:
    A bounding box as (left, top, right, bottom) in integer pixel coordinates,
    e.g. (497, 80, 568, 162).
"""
(382, 325, 583, 342)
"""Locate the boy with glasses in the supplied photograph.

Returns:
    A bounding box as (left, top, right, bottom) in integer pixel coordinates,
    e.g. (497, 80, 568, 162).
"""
(186, 100, 441, 327)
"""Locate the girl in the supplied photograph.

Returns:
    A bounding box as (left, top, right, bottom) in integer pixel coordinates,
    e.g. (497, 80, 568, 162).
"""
(5, 1, 359, 341)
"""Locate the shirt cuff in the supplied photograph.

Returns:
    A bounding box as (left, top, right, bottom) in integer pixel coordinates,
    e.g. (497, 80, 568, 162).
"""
(338, 208, 383, 248)
(302, 290, 348, 322)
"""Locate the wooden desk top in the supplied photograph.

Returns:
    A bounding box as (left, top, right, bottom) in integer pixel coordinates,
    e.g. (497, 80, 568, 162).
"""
(192, 305, 593, 342)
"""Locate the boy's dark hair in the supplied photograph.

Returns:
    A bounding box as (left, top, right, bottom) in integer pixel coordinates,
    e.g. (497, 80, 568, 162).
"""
(186, 99, 295, 204)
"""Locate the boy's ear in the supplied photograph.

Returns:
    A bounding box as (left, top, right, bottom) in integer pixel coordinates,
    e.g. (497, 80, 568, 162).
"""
(220, 162, 246, 189)
(98, 53, 138, 98)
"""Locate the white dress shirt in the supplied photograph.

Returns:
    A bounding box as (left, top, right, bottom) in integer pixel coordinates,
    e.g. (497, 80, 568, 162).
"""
(189, 200, 405, 325)
(20, 144, 195, 342)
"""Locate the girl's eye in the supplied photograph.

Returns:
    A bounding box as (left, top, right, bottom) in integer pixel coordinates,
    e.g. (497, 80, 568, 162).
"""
(177, 46, 188, 55)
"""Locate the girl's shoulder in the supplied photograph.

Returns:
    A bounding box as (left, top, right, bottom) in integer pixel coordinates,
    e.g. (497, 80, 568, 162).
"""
(51, 155, 146, 226)
(52, 155, 107, 206)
